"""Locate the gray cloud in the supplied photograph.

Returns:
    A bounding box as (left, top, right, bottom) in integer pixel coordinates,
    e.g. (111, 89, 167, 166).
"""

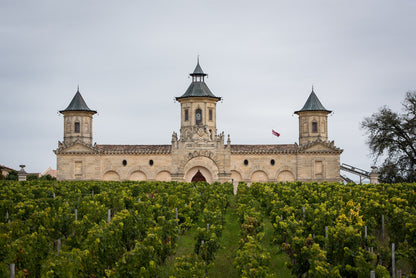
(1, 1, 415, 181)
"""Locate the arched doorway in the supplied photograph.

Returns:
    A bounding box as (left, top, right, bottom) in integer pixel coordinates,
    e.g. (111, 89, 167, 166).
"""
(191, 170, 206, 182)
(183, 157, 218, 183)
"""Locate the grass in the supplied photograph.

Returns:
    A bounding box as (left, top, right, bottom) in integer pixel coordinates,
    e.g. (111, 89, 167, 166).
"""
(262, 217, 294, 278)
(159, 196, 294, 277)
(207, 197, 240, 278)
(159, 226, 198, 277)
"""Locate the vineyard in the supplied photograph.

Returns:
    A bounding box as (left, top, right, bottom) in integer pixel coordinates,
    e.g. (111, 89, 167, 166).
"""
(0, 180, 415, 277)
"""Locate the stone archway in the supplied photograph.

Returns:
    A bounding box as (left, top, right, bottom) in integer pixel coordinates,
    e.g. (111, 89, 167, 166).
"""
(129, 171, 147, 181)
(103, 171, 120, 181)
(156, 171, 171, 182)
(251, 170, 269, 183)
(191, 170, 206, 182)
(277, 170, 295, 182)
(183, 156, 218, 184)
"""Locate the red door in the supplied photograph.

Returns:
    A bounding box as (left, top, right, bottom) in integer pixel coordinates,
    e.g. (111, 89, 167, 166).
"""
(191, 170, 206, 182)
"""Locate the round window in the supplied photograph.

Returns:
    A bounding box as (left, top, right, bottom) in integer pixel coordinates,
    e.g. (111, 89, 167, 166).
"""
(244, 159, 248, 166)
(149, 159, 154, 166)
(270, 159, 275, 166)
(122, 160, 127, 166)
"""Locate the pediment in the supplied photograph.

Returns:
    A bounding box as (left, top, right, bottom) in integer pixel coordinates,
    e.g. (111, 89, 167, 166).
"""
(55, 141, 97, 154)
(299, 140, 342, 153)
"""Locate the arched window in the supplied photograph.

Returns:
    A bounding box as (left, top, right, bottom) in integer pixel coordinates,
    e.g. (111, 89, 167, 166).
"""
(195, 109, 202, 125)
(74, 122, 80, 133)
(185, 109, 189, 121)
(312, 122, 318, 133)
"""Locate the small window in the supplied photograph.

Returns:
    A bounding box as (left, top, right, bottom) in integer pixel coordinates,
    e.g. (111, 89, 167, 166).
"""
(270, 159, 275, 166)
(185, 109, 189, 121)
(149, 159, 154, 166)
(209, 109, 213, 121)
(74, 122, 80, 133)
(122, 160, 127, 166)
(312, 122, 318, 133)
(195, 109, 202, 125)
(244, 159, 248, 166)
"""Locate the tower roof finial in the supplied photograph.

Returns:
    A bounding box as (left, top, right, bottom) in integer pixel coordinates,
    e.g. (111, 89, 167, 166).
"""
(295, 87, 331, 114)
(190, 56, 207, 76)
(60, 87, 97, 114)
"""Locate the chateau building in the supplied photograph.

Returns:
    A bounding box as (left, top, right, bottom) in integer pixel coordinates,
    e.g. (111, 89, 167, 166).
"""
(55, 61, 343, 183)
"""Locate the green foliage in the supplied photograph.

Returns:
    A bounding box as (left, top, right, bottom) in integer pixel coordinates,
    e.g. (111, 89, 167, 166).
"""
(244, 182, 416, 276)
(5, 170, 17, 180)
(1, 180, 416, 276)
(233, 236, 272, 277)
(39, 174, 56, 181)
(173, 254, 206, 277)
(26, 174, 39, 181)
(0, 180, 233, 277)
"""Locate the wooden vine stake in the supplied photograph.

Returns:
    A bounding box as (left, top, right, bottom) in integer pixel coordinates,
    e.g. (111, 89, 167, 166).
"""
(302, 206, 305, 221)
(107, 209, 111, 223)
(57, 239, 62, 255)
(382, 215, 385, 242)
(392, 243, 395, 278)
(9, 263, 15, 278)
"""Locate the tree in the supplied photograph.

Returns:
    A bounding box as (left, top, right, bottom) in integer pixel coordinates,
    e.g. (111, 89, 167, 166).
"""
(361, 91, 416, 183)
(5, 170, 18, 180)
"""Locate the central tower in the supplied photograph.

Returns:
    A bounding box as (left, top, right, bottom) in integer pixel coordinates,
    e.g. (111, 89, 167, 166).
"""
(171, 59, 230, 183)
(175, 59, 222, 141)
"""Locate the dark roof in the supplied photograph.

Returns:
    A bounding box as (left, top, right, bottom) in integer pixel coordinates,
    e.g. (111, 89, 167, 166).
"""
(190, 61, 207, 76)
(230, 144, 298, 154)
(60, 89, 97, 113)
(295, 90, 331, 113)
(95, 144, 171, 154)
(177, 82, 220, 100)
(176, 60, 221, 101)
(0, 164, 16, 171)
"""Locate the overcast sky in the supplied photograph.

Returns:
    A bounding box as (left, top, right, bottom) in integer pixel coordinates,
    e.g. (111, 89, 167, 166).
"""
(1, 1, 415, 181)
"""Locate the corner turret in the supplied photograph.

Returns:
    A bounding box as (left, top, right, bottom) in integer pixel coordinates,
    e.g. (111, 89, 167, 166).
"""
(295, 88, 331, 145)
(60, 87, 97, 146)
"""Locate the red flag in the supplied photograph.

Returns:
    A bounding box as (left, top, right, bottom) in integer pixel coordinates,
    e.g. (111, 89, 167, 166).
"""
(272, 129, 280, 137)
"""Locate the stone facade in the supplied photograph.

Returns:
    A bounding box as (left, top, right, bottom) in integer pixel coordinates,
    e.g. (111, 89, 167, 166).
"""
(55, 62, 343, 183)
